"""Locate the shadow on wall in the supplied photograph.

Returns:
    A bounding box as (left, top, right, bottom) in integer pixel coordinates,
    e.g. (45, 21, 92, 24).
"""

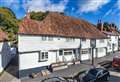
(1, 41, 18, 78)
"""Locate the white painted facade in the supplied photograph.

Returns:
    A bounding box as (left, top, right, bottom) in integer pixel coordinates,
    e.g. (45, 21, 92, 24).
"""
(107, 35, 118, 53)
(0, 42, 12, 73)
(80, 39, 107, 60)
(18, 35, 80, 52)
(81, 39, 91, 60)
(96, 39, 107, 57)
(18, 35, 80, 70)
(18, 35, 108, 71)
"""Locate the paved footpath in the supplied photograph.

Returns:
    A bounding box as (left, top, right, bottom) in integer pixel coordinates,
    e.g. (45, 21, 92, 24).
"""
(0, 56, 20, 82)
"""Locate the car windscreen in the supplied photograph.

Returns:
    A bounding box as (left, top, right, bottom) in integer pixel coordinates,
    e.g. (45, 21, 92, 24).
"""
(88, 69, 98, 76)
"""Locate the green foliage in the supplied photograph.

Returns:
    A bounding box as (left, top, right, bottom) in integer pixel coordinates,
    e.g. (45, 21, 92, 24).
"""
(103, 22, 110, 31)
(0, 7, 18, 41)
(103, 22, 119, 31)
(30, 11, 49, 21)
(0, 7, 16, 18)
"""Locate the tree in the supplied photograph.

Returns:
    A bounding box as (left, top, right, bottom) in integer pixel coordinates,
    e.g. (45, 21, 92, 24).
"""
(0, 7, 18, 41)
(103, 22, 110, 31)
(30, 11, 49, 21)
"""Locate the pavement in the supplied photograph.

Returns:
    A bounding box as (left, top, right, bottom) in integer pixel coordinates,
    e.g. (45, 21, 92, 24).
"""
(0, 56, 20, 82)
(0, 51, 120, 82)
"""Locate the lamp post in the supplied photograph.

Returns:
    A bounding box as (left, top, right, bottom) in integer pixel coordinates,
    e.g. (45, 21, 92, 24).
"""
(91, 39, 96, 66)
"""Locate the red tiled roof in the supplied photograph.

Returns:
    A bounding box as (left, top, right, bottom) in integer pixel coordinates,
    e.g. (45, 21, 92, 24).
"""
(0, 28, 8, 42)
(19, 12, 107, 39)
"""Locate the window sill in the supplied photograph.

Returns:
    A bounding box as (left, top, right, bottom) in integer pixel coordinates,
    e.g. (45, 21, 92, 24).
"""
(38, 60, 48, 62)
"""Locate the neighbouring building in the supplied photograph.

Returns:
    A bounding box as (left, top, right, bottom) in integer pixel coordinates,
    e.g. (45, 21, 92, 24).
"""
(97, 20, 120, 53)
(0, 28, 12, 73)
(18, 12, 107, 78)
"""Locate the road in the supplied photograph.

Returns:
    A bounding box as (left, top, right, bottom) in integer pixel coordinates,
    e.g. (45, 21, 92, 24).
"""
(109, 75, 120, 82)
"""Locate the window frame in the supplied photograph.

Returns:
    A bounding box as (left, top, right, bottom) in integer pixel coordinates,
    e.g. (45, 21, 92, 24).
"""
(64, 50, 73, 55)
(66, 38, 75, 42)
(59, 50, 63, 56)
(81, 49, 90, 54)
(38, 51, 48, 62)
(42, 36, 47, 41)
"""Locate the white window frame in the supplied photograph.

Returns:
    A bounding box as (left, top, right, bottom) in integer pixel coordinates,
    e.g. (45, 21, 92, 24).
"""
(81, 49, 90, 54)
(63, 50, 73, 55)
(39, 51, 48, 62)
(42, 36, 47, 41)
(66, 38, 74, 42)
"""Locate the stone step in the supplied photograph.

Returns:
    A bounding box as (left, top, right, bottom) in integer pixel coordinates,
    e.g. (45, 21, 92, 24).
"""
(51, 62, 68, 71)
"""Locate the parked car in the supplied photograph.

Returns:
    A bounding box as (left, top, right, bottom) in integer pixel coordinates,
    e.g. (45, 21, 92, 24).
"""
(112, 55, 120, 69)
(41, 77, 77, 82)
(82, 68, 110, 82)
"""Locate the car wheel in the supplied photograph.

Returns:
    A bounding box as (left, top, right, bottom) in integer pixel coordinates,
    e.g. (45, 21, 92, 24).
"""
(105, 76, 110, 81)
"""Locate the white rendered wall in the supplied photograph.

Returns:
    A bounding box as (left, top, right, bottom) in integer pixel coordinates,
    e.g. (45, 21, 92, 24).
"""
(0, 42, 12, 73)
(19, 51, 56, 70)
(18, 35, 80, 52)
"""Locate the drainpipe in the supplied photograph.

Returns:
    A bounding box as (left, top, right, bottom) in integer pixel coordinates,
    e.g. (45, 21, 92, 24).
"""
(91, 47, 94, 66)
(91, 39, 96, 67)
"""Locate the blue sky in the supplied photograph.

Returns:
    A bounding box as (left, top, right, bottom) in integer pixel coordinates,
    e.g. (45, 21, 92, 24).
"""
(0, 0, 120, 28)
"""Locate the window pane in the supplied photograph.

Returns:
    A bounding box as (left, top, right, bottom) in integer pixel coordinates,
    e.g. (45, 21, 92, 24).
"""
(81, 49, 89, 54)
(45, 52, 48, 58)
(64, 51, 73, 55)
(59, 50, 63, 56)
(45, 54, 48, 59)
(66, 38, 73, 42)
(42, 52, 44, 59)
(42, 36, 46, 41)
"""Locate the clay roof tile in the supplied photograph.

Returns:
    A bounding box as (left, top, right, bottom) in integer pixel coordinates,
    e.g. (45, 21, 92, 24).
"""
(19, 12, 107, 39)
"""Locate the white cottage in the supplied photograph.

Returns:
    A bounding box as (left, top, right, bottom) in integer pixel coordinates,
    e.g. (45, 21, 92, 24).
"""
(18, 12, 107, 78)
(97, 21, 119, 53)
(0, 28, 12, 73)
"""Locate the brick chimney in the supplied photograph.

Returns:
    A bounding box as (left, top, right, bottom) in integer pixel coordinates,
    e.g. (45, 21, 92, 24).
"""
(97, 20, 103, 31)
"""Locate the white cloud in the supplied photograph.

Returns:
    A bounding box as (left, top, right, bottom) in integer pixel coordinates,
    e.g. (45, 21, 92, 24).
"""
(79, 0, 110, 13)
(26, 0, 69, 12)
(117, 0, 120, 9)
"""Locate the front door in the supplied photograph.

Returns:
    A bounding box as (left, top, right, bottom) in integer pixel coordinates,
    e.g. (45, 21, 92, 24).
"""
(57, 50, 74, 62)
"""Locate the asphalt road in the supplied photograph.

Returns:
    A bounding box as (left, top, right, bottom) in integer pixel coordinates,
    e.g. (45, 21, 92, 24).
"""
(106, 67, 120, 82)
(109, 75, 120, 82)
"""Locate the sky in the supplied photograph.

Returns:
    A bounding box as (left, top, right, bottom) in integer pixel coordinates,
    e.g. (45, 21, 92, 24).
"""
(0, 0, 120, 28)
